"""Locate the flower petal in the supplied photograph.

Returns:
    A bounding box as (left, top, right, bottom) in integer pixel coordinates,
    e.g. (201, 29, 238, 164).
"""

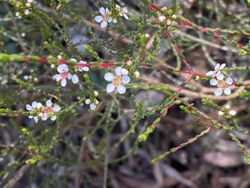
(46, 100, 52, 107)
(215, 64, 220, 71)
(99, 7, 105, 15)
(206, 71, 214, 76)
(32, 101, 38, 108)
(122, 75, 130, 84)
(117, 85, 126, 94)
(100, 21, 108, 28)
(41, 114, 48, 121)
(214, 88, 223, 96)
(108, 17, 113, 23)
(85, 99, 91, 104)
(53, 105, 61, 112)
(224, 88, 231, 95)
(220, 63, 226, 70)
(112, 18, 117, 23)
(209, 79, 217, 86)
(34, 116, 39, 123)
(106, 83, 115, 93)
(57, 64, 68, 73)
(226, 77, 233, 85)
(95, 15, 102, 23)
(37, 103, 43, 108)
(115, 67, 122, 76)
(72, 75, 79, 84)
(51, 116, 57, 121)
(53, 74, 61, 81)
(61, 79, 67, 87)
(121, 68, 128, 75)
(26, 104, 32, 111)
(216, 72, 224, 80)
(90, 103, 97, 110)
(104, 72, 114, 81)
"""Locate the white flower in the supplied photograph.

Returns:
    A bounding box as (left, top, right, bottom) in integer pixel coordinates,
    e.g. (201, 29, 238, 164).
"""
(76, 60, 89, 72)
(104, 67, 131, 94)
(41, 100, 61, 121)
(206, 63, 226, 80)
(85, 98, 99, 110)
(53, 64, 79, 86)
(26, 101, 43, 123)
(95, 7, 113, 28)
(15, 12, 22, 18)
(116, 5, 129, 20)
(210, 77, 234, 96)
(158, 16, 166, 22)
(24, 9, 30, 15)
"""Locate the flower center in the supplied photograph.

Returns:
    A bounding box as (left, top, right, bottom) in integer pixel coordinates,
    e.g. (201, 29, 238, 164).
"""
(60, 71, 68, 79)
(43, 106, 54, 114)
(217, 80, 227, 88)
(102, 14, 110, 21)
(112, 76, 122, 86)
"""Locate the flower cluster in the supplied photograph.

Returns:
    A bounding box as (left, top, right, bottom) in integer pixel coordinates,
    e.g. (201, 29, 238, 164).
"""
(15, 0, 33, 18)
(206, 63, 234, 96)
(26, 100, 61, 123)
(85, 98, 99, 110)
(104, 67, 131, 94)
(95, 5, 129, 28)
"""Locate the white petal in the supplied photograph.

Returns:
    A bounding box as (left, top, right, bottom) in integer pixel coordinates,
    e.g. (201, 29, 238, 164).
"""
(215, 64, 220, 71)
(83, 67, 89, 71)
(112, 18, 117, 23)
(90, 103, 97, 110)
(28, 116, 33, 119)
(99, 7, 105, 15)
(57, 64, 68, 73)
(108, 17, 113, 23)
(122, 75, 131, 84)
(100, 21, 108, 28)
(209, 79, 217, 86)
(105, 8, 109, 14)
(215, 88, 223, 96)
(61, 79, 67, 87)
(51, 116, 57, 121)
(32, 101, 38, 108)
(224, 88, 231, 95)
(72, 75, 79, 84)
(106, 83, 115, 93)
(79, 60, 87, 64)
(37, 103, 43, 109)
(104, 72, 114, 81)
(123, 14, 129, 20)
(53, 105, 61, 112)
(26, 104, 32, 111)
(216, 72, 224, 80)
(123, 7, 128, 13)
(117, 85, 126, 94)
(206, 71, 214, 76)
(226, 77, 233, 85)
(53, 74, 61, 81)
(34, 116, 39, 123)
(115, 67, 122, 75)
(70, 58, 77, 62)
(67, 73, 72, 79)
(85, 99, 91, 104)
(121, 68, 128, 75)
(46, 100, 52, 107)
(220, 63, 226, 70)
(95, 15, 103, 23)
(41, 114, 48, 121)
